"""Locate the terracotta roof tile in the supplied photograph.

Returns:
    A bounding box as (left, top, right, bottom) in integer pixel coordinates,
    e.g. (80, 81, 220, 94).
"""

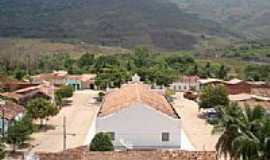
(98, 83, 179, 118)
(37, 146, 217, 160)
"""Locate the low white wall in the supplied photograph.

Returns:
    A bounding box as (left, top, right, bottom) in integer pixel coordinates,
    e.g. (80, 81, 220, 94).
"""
(96, 103, 181, 148)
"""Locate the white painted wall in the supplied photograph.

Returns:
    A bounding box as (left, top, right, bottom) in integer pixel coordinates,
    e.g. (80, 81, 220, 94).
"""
(96, 103, 181, 149)
(170, 82, 200, 92)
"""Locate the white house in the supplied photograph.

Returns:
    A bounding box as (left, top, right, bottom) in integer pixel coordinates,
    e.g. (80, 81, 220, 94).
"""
(96, 81, 181, 149)
(170, 76, 200, 92)
(0, 101, 25, 134)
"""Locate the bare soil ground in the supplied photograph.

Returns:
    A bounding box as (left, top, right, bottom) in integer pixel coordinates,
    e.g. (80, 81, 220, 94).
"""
(172, 92, 220, 151)
(29, 90, 100, 153)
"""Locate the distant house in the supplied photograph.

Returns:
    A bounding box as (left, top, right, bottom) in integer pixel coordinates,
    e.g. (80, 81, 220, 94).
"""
(199, 78, 251, 95)
(229, 93, 270, 110)
(0, 76, 34, 92)
(31, 71, 68, 86)
(95, 79, 181, 149)
(170, 76, 200, 92)
(66, 74, 96, 90)
(0, 82, 54, 105)
(31, 71, 96, 90)
(0, 101, 25, 134)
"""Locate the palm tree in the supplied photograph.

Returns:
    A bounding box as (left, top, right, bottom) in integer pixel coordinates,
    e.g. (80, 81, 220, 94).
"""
(213, 103, 269, 160)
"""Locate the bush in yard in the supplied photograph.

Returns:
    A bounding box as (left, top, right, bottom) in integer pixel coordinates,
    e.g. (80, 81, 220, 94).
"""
(89, 132, 114, 151)
(55, 85, 74, 106)
(97, 92, 105, 102)
(55, 85, 74, 99)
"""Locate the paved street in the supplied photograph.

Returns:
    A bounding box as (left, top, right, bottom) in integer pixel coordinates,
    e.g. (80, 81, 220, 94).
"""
(172, 92, 220, 151)
(30, 90, 99, 153)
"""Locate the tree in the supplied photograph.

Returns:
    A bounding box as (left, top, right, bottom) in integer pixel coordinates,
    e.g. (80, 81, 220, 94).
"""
(199, 85, 229, 109)
(78, 53, 94, 68)
(14, 68, 26, 80)
(55, 85, 74, 106)
(26, 98, 59, 126)
(6, 115, 33, 152)
(97, 92, 105, 102)
(217, 64, 228, 79)
(90, 132, 114, 151)
(213, 103, 270, 160)
(55, 85, 74, 98)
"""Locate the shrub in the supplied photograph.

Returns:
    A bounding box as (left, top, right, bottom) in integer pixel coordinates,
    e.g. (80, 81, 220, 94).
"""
(90, 132, 114, 151)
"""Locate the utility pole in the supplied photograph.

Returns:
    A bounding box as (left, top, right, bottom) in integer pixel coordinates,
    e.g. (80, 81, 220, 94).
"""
(0, 99, 6, 138)
(63, 116, 66, 151)
(2, 108, 4, 138)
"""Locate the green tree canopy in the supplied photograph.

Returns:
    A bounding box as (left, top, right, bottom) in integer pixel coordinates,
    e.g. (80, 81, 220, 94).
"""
(6, 115, 33, 152)
(199, 85, 229, 109)
(213, 103, 270, 160)
(55, 85, 74, 99)
(26, 98, 59, 125)
(90, 132, 114, 151)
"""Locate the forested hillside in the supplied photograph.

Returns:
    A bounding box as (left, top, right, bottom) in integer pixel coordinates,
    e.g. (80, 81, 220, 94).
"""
(0, 0, 234, 51)
(171, 0, 270, 40)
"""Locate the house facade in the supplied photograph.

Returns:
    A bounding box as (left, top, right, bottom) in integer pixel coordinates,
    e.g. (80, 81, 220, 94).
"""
(170, 76, 200, 92)
(95, 81, 181, 149)
(66, 74, 96, 90)
(0, 101, 25, 134)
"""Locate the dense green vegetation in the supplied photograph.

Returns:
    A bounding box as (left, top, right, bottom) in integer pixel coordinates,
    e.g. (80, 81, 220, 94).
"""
(1, 47, 269, 90)
(90, 132, 114, 151)
(26, 98, 59, 126)
(244, 64, 270, 81)
(55, 85, 74, 106)
(199, 85, 229, 109)
(0, 0, 233, 50)
(6, 115, 33, 152)
(214, 103, 270, 160)
(171, 0, 270, 40)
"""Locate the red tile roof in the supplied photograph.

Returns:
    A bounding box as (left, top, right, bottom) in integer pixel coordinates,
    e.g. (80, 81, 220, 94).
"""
(98, 82, 179, 118)
(0, 101, 25, 120)
(37, 146, 217, 160)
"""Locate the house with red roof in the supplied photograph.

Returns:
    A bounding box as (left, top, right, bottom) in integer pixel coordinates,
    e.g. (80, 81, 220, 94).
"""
(94, 76, 182, 149)
(0, 101, 25, 134)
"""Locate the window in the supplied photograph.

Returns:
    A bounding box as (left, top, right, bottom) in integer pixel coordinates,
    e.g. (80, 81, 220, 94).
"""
(162, 132, 170, 142)
(107, 132, 115, 141)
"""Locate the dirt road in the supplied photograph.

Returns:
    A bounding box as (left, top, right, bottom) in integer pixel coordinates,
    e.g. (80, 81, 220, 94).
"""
(172, 92, 220, 151)
(30, 90, 99, 153)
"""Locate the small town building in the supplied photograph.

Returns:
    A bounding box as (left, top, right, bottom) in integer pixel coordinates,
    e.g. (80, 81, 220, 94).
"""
(170, 76, 200, 92)
(224, 79, 251, 95)
(0, 101, 25, 133)
(0, 76, 34, 92)
(66, 74, 96, 90)
(0, 82, 54, 105)
(199, 78, 251, 95)
(229, 93, 270, 110)
(31, 70, 68, 86)
(31, 71, 96, 90)
(95, 80, 181, 149)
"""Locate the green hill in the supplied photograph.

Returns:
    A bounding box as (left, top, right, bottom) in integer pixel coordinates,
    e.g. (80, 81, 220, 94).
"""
(0, 0, 235, 51)
(170, 0, 270, 40)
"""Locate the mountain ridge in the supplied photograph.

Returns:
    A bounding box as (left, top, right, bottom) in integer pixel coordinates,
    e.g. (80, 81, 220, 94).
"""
(0, 0, 236, 51)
